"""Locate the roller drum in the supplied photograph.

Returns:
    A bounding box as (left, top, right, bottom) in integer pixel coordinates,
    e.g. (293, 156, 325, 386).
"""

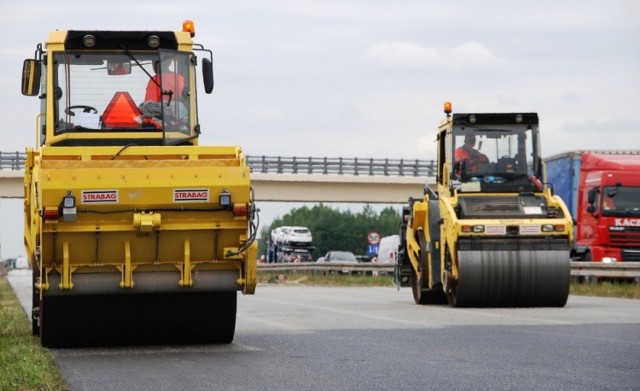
(40, 291, 237, 348)
(455, 249, 570, 307)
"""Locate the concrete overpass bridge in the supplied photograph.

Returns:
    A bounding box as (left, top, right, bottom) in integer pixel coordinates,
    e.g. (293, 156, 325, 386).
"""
(0, 152, 436, 203)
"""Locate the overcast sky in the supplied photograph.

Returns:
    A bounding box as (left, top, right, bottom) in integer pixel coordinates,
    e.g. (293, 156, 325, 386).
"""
(1, 1, 639, 258)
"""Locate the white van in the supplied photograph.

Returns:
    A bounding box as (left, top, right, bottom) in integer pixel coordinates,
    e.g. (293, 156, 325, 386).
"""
(15, 255, 29, 269)
(376, 235, 399, 263)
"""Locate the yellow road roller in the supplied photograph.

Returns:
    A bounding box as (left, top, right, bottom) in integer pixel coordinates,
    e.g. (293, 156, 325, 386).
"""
(21, 21, 258, 347)
(395, 102, 572, 307)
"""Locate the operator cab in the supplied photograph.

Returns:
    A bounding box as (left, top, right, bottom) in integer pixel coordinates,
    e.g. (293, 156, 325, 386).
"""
(52, 51, 191, 139)
(442, 108, 543, 194)
(21, 23, 214, 147)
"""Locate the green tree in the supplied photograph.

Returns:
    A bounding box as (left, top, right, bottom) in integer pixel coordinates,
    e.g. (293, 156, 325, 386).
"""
(257, 204, 401, 260)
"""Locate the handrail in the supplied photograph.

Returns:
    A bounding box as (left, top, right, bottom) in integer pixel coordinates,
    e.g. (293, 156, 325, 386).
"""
(0, 152, 26, 171)
(246, 155, 436, 177)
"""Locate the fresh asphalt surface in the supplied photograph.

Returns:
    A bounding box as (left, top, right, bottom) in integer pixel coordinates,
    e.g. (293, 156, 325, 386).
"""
(8, 269, 640, 390)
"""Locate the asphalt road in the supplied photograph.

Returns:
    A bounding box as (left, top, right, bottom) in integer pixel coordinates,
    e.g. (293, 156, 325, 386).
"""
(8, 270, 640, 391)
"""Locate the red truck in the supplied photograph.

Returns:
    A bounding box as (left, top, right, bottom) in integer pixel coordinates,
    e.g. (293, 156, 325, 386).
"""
(545, 151, 640, 262)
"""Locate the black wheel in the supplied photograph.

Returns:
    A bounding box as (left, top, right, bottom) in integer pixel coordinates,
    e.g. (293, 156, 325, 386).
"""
(444, 271, 457, 307)
(411, 231, 429, 304)
(411, 231, 447, 305)
(411, 267, 426, 304)
(31, 261, 40, 336)
(443, 248, 458, 307)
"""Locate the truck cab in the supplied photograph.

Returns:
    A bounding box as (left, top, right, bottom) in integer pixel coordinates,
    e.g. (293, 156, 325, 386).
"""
(576, 153, 640, 262)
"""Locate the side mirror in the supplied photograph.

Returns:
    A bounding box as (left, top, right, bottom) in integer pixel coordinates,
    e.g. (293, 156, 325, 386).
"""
(586, 205, 595, 214)
(587, 187, 598, 204)
(202, 58, 214, 94)
(21, 59, 41, 96)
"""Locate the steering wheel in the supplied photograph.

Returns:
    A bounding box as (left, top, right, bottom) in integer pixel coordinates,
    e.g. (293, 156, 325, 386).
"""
(65, 105, 98, 116)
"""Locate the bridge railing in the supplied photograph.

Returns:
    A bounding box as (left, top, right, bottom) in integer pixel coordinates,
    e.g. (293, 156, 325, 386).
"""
(0, 152, 26, 171)
(246, 155, 436, 177)
(1, 151, 436, 177)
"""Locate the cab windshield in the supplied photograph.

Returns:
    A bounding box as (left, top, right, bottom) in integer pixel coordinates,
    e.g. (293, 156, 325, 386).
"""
(602, 186, 640, 217)
(452, 125, 540, 191)
(52, 50, 192, 143)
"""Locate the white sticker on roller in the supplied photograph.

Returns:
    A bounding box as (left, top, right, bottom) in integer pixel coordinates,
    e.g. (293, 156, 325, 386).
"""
(173, 188, 210, 202)
(81, 190, 119, 203)
(523, 206, 543, 214)
(485, 225, 506, 235)
(520, 225, 541, 234)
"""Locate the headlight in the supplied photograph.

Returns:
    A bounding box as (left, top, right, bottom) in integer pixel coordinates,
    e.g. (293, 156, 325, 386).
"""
(219, 189, 231, 208)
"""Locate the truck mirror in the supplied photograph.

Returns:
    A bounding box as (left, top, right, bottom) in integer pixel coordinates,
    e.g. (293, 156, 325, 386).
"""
(107, 59, 132, 75)
(586, 204, 595, 214)
(587, 187, 598, 204)
(21, 59, 41, 96)
(202, 58, 214, 93)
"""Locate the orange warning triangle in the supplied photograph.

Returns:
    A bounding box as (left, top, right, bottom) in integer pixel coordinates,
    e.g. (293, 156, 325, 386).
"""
(102, 92, 141, 128)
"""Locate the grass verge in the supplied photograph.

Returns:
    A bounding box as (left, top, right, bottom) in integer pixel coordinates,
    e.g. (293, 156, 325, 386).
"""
(569, 279, 640, 299)
(258, 271, 395, 287)
(0, 275, 67, 391)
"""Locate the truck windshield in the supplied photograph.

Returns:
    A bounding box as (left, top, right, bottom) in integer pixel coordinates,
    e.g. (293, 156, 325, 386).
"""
(452, 125, 538, 189)
(602, 186, 640, 216)
(52, 51, 192, 141)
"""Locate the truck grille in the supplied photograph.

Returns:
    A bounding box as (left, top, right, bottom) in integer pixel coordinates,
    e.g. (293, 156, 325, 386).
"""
(609, 227, 640, 247)
(622, 249, 640, 262)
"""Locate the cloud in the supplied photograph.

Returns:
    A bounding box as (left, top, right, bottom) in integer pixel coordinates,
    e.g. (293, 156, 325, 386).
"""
(253, 108, 284, 121)
(365, 42, 439, 68)
(449, 41, 497, 64)
(365, 40, 500, 69)
(274, 1, 454, 19)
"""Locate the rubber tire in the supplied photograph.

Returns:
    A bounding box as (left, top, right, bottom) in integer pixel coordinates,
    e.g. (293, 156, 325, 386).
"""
(31, 264, 40, 336)
(411, 231, 447, 305)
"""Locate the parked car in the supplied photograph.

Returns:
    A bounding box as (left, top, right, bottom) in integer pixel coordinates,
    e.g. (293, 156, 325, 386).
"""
(320, 251, 358, 263)
(355, 255, 371, 263)
(316, 251, 358, 275)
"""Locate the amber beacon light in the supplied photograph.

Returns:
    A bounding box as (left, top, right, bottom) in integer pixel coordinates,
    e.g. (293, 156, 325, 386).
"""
(183, 20, 196, 37)
(444, 101, 452, 116)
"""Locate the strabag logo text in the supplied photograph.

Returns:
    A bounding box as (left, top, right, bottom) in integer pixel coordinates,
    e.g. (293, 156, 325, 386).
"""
(81, 190, 119, 204)
(174, 188, 210, 202)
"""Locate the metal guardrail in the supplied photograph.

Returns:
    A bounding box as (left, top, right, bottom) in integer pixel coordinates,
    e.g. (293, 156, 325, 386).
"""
(259, 262, 394, 272)
(570, 261, 640, 278)
(1, 151, 436, 177)
(246, 155, 437, 177)
(0, 152, 26, 171)
(258, 262, 640, 279)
